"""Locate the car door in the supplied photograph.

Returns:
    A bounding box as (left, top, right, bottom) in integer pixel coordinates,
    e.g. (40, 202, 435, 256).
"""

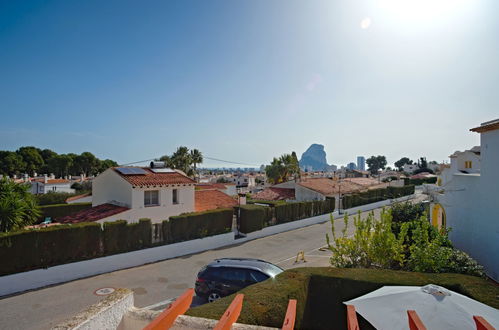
(218, 267, 249, 296)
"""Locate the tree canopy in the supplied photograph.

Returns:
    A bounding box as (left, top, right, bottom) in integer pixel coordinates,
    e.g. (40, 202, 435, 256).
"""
(366, 155, 387, 175)
(159, 146, 203, 178)
(394, 157, 413, 171)
(0, 147, 118, 177)
(0, 177, 41, 232)
(265, 152, 300, 184)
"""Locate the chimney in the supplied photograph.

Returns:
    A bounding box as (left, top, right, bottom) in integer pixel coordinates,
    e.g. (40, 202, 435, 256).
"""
(50, 173, 55, 179)
(44, 174, 48, 184)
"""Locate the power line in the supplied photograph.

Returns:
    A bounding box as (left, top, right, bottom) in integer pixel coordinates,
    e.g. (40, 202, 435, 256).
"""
(119, 156, 260, 167)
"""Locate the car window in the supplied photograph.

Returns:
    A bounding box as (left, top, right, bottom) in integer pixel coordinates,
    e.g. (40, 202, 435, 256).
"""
(205, 267, 222, 280)
(221, 267, 247, 282)
(248, 270, 269, 283)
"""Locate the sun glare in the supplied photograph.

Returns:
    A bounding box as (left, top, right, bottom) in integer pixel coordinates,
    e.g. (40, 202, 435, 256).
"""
(376, 0, 474, 27)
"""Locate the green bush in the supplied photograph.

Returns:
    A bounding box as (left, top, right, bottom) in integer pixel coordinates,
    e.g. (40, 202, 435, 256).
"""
(163, 208, 233, 244)
(103, 219, 152, 255)
(39, 203, 92, 222)
(342, 185, 415, 209)
(0, 222, 102, 275)
(404, 177, 437, 186)
(274, 199, 334, 224)
(238, 205, 273, 233)
(35, 192, 83, 205)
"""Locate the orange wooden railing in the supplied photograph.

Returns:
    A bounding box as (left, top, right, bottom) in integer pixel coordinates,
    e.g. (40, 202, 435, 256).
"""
(143, 288, 194, 330)
(214, 294, 244, 330)
(282, 299, 297, 330)
(474, 316, 495, 330)
(408, 310, 427, 330)
(346, 305, 360, 330)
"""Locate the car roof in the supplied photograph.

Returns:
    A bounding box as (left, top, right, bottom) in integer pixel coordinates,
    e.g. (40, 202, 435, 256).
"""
(206, 258, 283, 277)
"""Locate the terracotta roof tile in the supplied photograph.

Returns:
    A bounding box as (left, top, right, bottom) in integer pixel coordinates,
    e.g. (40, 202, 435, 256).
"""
(252, 187, 295, 201)
(58, 203, 129, 223)
(195, 183, 231, 190)
(195, 190, 237, 212)
(114, 167, 195, 187)
(298, 178, 386, 196)
(65, 193, 91, 203)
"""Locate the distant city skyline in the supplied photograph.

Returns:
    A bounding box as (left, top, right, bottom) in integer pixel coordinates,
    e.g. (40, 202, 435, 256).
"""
(1, 1, 497, 168)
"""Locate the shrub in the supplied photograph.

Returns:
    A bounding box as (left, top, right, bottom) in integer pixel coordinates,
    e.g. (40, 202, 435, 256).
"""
(163, 208, 233, 244)
(326, 211, 406, 269)
(238, 205, 273, 233)
(445, 249, 485, 277)
(38, 203, 92, 222)
(103, 219, 152, 254)
(403, 177, 437, 186)
(0, 222, 102, 275)
(35, 192, 83, 205)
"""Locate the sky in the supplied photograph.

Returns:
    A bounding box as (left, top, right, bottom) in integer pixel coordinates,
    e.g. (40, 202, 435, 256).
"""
(1, 0, 498, 168)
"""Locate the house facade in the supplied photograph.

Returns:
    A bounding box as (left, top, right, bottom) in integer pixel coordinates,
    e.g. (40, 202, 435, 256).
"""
(89, 167, 196, 223)
(30, 176, 74, 194)
(434, 119, 499, 281)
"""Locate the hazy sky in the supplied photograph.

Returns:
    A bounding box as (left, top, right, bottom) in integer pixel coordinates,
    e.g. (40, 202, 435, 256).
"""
(1, 0, 498, 167)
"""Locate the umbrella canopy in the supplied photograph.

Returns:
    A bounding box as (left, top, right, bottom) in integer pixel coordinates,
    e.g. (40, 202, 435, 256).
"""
(344, 284, 499, 330)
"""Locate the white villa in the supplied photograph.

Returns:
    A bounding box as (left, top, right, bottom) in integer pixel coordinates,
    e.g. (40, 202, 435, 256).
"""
(432, 119, 499, 281)
(61, 167, 196, 224)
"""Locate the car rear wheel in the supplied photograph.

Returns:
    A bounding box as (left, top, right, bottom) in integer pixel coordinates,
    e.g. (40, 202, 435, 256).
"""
(207, 291, 222, 303)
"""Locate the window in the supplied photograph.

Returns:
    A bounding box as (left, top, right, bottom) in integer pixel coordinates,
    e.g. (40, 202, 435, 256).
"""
(172, 189, 179, 204)
(248, 270, 269, 283)
(144, 190, 159, 206)
(221, 268, 247, 282)
(465, 161, 472, 169)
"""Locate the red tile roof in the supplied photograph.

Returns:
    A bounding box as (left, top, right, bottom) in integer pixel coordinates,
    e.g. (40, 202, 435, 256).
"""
(113, 168, 195, 187)
(65, 193, 91, 203)
(252, 187, 295, 201)
(32, 178, 71, 184)
(195, 190, 238, 212)
(195, 183, 230, 190)
(58, 203, 129, 224)
(298, 178, 387, 196)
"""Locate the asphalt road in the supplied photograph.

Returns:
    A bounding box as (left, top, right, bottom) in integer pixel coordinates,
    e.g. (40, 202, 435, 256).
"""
(0, 194, 423, 330)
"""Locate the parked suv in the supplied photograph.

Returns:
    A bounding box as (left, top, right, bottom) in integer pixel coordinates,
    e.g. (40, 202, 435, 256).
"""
(195, 258, 283, 302)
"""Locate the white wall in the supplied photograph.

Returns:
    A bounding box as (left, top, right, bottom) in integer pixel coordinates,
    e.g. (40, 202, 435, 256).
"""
(92, 169, 133, 208)
(295, 185, 325, 201)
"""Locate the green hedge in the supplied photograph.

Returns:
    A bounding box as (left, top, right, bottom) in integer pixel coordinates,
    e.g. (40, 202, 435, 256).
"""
(275, 199, 335, 224)
(187, 267, 499, 329)
(342, 185, 415, 209)
(162, 208, 233, 244)
(404, 177, 438, 186)
(0, 222, 102, 276)
(39, 202, 92, 222)
(35, 192, 83, 205)
(103, 218, 152, 255)
(238, 205, 273, 234)
(247, 199, 286, 207)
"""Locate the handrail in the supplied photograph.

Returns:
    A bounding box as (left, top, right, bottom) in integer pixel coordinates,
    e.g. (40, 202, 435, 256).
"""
(282, 299, 297, 330)
(473, 316, 495, 330)
(214, 294, 244, 330)
(408, 310, 427, 330)
(346, 305, 360, 330)
(143, 288, 194, 330)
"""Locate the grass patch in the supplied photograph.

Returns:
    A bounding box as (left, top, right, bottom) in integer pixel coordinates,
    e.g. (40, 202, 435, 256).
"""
(186, 267, 499, 330)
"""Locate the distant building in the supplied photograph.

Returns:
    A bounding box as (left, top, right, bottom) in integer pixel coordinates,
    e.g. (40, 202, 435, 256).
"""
(30, 174, 74, 194)
(346, 162, 357, 170)
(433, 119, 499, 281)
(403, 163, 419, 174)
(357, 156, 366, 171)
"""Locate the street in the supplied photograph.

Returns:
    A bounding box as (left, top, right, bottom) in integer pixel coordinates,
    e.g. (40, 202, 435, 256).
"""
(0, 195, 423, 330)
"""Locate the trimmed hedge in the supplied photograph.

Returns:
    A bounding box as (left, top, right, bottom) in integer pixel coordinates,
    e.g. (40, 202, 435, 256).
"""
(247, 199, 286, 207)
(404, 177, 438, 186)
(187, 267, 499, 330)
(39, 202, 92, 222)
(0, 222, 102, 276)
(275, 198, 335, 224)
(103, 218, 152, 255)
(162, 208, 233, 244)
(36, 192, 83, 205)
(238, 205, 273, 234)
(342, 185, 415, 209)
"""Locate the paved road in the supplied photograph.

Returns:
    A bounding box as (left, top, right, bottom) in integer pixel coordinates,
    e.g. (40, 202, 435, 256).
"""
(0, 194, 424, 330)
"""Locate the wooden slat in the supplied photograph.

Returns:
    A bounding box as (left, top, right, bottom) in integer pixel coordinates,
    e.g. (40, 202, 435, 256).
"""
(282, 299, 297, 330)
(214, 294, 244, 330)
(474, 316, 496, 330)
(143, 288, 194, 330)
(408, 310, 427, 330)
(346, 305, 360, 330)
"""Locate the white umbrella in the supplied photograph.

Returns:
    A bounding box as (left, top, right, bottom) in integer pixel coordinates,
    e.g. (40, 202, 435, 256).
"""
(344, 284, 499, 330)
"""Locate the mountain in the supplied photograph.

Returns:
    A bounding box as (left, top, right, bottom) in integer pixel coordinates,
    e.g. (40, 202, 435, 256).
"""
(299, 144, 331, 171)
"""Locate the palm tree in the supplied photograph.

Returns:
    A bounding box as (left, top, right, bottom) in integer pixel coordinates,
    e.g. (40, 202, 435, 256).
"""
(190, 149, 203, 181)
(171, 146, 191, 175)
(0, 177, 41, 232)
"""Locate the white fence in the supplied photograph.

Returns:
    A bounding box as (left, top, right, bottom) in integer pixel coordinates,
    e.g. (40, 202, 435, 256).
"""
(0, 194, 417, 297)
